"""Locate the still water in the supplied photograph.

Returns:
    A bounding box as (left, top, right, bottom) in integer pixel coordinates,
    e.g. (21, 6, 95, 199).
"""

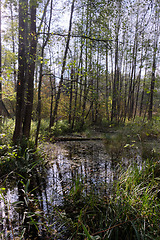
(0, 139, 142, 239)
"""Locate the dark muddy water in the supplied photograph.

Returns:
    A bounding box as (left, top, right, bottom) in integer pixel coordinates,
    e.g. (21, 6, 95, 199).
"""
(0, 139, 144, 239)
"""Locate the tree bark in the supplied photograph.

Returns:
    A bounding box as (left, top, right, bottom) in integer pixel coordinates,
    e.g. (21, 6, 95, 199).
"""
(23, 0, 37, 138)
(13, 0, 28, 143)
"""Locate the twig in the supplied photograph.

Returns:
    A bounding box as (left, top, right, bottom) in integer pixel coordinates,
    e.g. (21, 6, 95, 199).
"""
(91, 217, 139, 238)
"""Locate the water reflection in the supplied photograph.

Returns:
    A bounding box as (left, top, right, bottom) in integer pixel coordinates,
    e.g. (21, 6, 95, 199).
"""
(0, 139, 141, 239)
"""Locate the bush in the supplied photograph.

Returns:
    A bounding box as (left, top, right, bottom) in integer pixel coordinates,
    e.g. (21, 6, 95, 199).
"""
(51, 120, 71, 136)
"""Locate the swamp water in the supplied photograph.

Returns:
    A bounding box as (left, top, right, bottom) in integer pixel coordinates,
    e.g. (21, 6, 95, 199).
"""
(0, 138, 154, 239)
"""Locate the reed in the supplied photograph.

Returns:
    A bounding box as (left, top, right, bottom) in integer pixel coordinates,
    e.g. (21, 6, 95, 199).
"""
(59, 160, 160, 239)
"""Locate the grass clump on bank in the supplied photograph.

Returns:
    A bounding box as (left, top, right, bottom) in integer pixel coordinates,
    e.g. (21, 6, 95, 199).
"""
(0, 119, 46, 181)
(57, 160, 160, 240)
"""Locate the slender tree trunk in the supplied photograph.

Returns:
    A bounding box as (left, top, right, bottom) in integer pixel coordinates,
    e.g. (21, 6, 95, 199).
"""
(118, 30, 126, 122)
(49, 74, 55, 127)
(69, 67, 74, 125)
(35, 0, 52, 146)
(78, 9, 84, 113)
(105, 46, 109, 120)
(79, 61, 83, 111)
(72, 42, 83, 130)
(110, 49, 114, 94)
(81, 42, 88, 127)
(134, 35, 144, 119)
(139, 67, 147, 117)
(35, 54, 43, 147)
(148, 13, 159, 120)
(127, 12, 139, 120)
(111, 1, 122, 122)
(148, 52, 156, 120)
(10, 2, 17, 90)
(81, 3, 90, 127)
(49, 50, 56, 127)
(95, 44, 100, 123)
(123, 57, 128, 122)
(111, 22, 120, 121)
(71, 72, 78, 130)
(49, 0, 75, 129)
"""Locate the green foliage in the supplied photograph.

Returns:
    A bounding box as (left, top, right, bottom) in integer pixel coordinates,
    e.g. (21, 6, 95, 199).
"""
(105, 116, 160, 144)
(51, 120, 71, 136)
(0, 119, 15, 144)
(73, 120, 88, 133)
(0, 143, 39, 177)
(0, 120, 43, 177)
(30, 119, 49, 141)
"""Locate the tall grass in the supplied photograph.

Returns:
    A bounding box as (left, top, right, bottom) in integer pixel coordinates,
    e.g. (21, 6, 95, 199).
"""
(57, 160, 160, 239)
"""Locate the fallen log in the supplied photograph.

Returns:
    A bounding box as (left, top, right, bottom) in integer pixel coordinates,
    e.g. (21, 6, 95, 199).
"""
(51, 136, 104, 142)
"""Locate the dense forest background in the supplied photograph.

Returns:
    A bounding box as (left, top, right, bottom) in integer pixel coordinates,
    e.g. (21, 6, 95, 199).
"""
(0, 0, 160, 142)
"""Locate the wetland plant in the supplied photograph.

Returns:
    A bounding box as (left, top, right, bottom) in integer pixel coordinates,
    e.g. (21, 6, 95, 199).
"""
(58, 160, 160, 240)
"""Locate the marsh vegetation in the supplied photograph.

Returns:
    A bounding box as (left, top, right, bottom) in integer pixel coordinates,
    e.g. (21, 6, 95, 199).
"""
(0, 118, 160, 239)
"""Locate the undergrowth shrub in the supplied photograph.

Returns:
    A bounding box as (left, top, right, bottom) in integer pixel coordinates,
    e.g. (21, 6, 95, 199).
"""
(51, 120, 71, 136)
(0, 119, 15, 145)
(30, 119, 50, 141)
(0, 143, 39, 177)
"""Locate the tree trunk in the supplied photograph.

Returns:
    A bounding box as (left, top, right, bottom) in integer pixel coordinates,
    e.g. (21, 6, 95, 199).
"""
(148, 12, 159, 120)
(13, 0, 28, 143)
(35, 0, 52, 147)
(95, 44, 100, 123)
(127, 12, 139, 120)
(69, 67, 74, 125)
(139, 67, 147, 117)
(81, 3, 89, 127)
(148, 52, 156, 120)
(10, 2, 17, 90)
(134, 34, 144, 119)
(72, 42, 83, 130)
(0, 0, 2, 125)
(111, 22, 120, 121)
(49, 73, 56, 128)
(105, 46, 109, 120)
(23, 0, 37, 138)
(49, 0, 75, 129)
